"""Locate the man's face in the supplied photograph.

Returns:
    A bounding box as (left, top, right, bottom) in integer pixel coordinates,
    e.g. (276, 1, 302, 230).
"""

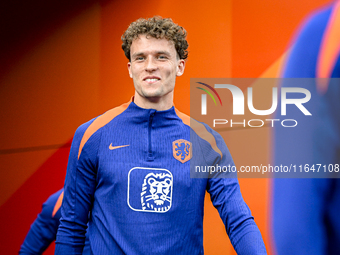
(128, 34, 185, 107)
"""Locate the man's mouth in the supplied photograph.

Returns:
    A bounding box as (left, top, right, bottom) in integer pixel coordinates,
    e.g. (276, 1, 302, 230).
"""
(144, 77, 160, 83)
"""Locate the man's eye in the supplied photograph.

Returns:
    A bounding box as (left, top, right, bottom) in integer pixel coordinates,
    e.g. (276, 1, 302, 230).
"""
(136, 56, 144, 61)
(158, 55, 167, 59)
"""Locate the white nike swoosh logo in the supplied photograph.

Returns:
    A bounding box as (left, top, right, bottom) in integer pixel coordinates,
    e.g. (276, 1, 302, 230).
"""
(109, 144, 130, 150)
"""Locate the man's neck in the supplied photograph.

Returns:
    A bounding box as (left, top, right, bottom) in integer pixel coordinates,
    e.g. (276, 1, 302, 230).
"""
(133, 93, 173, 111)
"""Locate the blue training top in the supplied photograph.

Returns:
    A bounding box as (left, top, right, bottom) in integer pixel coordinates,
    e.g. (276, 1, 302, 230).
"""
(273, 2, 340, 254)
(56, 100, 267, 254)
(20, 189, 63, 254)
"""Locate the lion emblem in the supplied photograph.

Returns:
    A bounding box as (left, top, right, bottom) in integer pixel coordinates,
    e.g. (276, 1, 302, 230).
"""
(175, 142, 190, 160)
(172, 139, 192, 163)
(141, 172, 172, 212)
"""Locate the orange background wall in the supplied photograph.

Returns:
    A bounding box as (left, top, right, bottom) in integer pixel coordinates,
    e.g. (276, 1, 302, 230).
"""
(0, 0, 333, 254)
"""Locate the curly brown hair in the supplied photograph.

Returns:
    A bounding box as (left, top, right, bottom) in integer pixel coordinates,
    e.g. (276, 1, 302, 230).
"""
(121, 16, 188, 61)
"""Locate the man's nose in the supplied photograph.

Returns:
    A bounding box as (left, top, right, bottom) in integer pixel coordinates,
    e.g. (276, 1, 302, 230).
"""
(145, 57, 157, 72)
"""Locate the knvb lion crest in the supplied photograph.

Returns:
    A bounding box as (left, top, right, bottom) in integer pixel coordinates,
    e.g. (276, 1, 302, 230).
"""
(173, 139, 192, 163)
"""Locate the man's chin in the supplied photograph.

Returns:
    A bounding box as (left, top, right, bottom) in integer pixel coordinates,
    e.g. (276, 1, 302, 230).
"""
(144, 95, 162, 102)
(142, 91, 163, 99)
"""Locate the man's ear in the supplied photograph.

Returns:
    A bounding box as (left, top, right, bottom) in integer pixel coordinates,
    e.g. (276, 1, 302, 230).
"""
(127, 62, 132, 78)
(176, 59, 186, 77)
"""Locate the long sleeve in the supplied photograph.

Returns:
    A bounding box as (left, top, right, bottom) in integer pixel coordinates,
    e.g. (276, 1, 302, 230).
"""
(204, 125, 267, 254)
(55, 101, 266, 254)
(19, 189, 63, 255)
(55, 119, 98, 254)
(273, 3, 340, 255)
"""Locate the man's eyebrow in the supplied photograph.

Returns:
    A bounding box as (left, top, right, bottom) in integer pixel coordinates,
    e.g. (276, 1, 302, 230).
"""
(156, 51, 171, 56)
(131, 52, 144, 58)
(131, 51, 172, 59)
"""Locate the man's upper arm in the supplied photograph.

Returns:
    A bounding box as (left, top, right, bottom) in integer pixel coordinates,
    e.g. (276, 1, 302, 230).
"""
(202, 125, 267, 254)
(19, 189, 63, 254)
(55, 119, 98, 254)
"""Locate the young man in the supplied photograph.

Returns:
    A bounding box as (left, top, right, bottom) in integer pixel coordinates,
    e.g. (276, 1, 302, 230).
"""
(55, 16, 266, 254)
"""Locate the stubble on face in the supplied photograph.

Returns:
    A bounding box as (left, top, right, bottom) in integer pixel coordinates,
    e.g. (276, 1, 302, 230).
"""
(127, 35, 185, 110)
